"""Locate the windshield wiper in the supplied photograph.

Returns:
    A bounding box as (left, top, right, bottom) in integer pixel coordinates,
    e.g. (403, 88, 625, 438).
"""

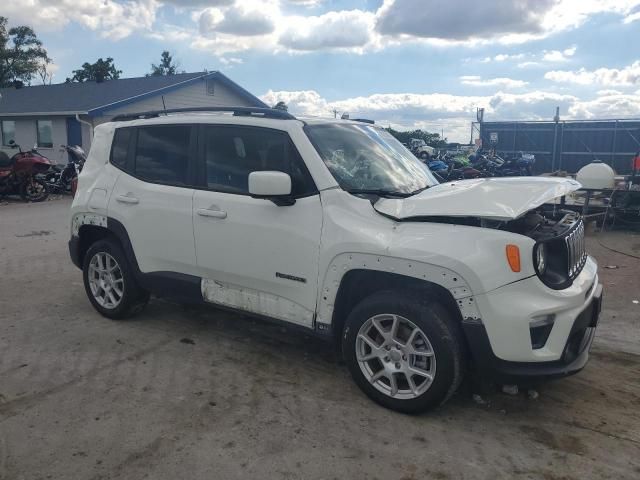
(406, 185, 431, 196)
(345, 189, 412, 198)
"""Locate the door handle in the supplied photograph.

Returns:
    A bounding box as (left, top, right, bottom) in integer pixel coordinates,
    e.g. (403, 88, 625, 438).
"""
(196, 208, 227, 219)
(115, 194, 139, 205)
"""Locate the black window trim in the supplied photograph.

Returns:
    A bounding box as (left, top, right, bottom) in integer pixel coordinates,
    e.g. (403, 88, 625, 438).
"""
(109, 124, 199, 189)
(195, 124, 319, 200)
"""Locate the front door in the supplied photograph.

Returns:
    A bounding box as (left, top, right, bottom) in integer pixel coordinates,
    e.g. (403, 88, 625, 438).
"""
(192, 125, 322, 327)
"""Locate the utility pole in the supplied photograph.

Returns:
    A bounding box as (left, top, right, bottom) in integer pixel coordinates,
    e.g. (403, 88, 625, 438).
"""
(332, 109, 339, 119)
(551, 106, 560, 171)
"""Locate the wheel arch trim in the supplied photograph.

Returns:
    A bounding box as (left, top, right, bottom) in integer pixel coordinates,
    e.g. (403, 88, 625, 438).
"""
(317, 253, 482, 332)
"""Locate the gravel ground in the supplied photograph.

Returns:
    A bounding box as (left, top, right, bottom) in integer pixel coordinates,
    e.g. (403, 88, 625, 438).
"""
(0, 197, 639, 480)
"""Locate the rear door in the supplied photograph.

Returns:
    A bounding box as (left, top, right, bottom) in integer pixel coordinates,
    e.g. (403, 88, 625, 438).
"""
(192, 125, 322, 327)
(107, 124, 198, 275)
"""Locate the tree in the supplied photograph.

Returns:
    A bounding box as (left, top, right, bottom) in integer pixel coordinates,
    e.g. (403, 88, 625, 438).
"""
(149, 50, 179, 76)
(385, 127, 447, 148)
(0, 16, 50, 87)
(272, 101, 288, 111)
(66, 57, 122, 83)
(36, 58, 54, 85)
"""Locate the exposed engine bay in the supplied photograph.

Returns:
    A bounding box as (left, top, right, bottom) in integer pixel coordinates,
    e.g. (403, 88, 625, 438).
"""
(415, 207, 581, 242)
(484, 208, 581, 241)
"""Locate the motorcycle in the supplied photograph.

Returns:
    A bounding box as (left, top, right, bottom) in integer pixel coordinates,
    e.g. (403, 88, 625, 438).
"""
(470, 151, 535, 177)
(0, 140, 52, 202)
(427, 153, 483, 182)
(44, 145, 86, 195)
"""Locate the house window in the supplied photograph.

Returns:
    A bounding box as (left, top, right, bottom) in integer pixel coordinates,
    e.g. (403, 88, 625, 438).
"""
(37, 120, 53, 148)
(206, 78, 215, 96)
(1, 120, 15, 146)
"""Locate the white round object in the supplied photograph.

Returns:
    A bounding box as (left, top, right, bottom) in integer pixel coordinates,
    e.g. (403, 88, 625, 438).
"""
(576, 160, 615, 189)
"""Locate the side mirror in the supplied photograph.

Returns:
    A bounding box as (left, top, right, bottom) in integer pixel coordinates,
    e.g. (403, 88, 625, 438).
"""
(248, 171, 294, 206)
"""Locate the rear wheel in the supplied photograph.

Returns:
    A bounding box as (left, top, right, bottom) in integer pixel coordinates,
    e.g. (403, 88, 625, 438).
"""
(83, 239, 149, 319)
(20, 177, 49, 202)
(342, 291, 465, 413)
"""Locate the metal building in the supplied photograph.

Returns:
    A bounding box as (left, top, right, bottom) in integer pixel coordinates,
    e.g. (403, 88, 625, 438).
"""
(479, 119, 640, 175)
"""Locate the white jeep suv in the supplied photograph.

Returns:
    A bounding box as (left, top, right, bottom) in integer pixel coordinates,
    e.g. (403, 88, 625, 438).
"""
(69, 107, 602, 413)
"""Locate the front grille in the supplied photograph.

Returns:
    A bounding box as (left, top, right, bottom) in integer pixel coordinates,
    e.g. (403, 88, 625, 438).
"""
(565, 219, 587, 279)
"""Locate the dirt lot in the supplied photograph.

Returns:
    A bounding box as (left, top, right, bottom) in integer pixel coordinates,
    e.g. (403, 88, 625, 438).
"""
(1, 198, 639, 480)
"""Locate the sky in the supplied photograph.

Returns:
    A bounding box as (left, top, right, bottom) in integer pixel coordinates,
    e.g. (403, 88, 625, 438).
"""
(3, 0, 640, 142)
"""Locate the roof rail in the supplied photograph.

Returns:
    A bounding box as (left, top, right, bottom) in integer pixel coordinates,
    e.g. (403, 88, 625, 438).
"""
(111, 106, 296, 122)
(352, 118, 375, 125)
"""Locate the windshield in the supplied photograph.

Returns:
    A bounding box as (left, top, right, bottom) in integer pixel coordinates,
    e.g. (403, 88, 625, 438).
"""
(305, 123, 439, 194)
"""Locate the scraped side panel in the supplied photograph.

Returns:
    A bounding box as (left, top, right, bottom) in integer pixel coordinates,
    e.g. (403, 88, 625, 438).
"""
(201, 279, 314, 327)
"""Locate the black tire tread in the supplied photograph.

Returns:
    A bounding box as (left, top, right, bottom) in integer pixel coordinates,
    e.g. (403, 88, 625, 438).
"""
(82, 238, 149, 320)
(342, 289, 465, 414)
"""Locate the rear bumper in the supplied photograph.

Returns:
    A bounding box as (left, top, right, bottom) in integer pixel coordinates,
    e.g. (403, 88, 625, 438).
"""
(463, 283, 602, 384)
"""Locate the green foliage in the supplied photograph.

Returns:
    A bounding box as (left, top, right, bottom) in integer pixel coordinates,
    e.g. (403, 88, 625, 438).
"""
(67, 57, 122, 83)
(149, 51, 180, 76)
(385, 127, 447, 148)
(0, 16, 50, 87)
(272, 101, 288, 111)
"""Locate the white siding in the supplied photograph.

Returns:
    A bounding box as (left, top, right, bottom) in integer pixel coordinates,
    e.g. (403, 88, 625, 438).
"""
(0, 116, 69, 164)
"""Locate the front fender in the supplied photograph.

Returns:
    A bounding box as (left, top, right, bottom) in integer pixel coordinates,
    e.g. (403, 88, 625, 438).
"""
(315, 253, 482, 329)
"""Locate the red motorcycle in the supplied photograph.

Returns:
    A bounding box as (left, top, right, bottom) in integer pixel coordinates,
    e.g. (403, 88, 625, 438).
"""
(0, 140, 52, 202)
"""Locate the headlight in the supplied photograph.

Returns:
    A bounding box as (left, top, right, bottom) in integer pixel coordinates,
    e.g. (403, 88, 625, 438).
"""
(535, 243, 547, 274)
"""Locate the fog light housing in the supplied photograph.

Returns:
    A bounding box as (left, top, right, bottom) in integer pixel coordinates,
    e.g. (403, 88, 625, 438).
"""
(529, 314, 555, 349)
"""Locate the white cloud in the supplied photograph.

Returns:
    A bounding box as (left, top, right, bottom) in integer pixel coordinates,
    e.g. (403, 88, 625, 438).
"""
(199, 4, 276, 36)
(260, 89, 587, 142)
(285, 0, 324, 6)
(375, 0, 555, 41)
(2, 0, 158, 40)
(263, 88, 640, 142)
(460, 75, 528, 88)
(542, 45, 577, 62)
(624, 10, 640, 23)
(219, 56, 244, 65)
(569, 91, 640, 118)
(479, 53, 525, 63)
(517, 61, 541, 68)
(279, 10, 374, 51)
(545, 61, 640, 86)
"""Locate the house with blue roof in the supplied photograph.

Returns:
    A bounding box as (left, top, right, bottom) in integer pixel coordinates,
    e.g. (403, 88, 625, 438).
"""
(0, 71, 266, 163)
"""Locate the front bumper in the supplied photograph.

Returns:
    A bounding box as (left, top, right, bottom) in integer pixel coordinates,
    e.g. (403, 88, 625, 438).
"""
(463, 283, 602, 384)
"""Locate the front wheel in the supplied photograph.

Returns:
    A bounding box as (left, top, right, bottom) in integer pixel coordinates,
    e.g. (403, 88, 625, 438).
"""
(342, 291, 465, 413)
(20, 177, 49, 202)
(420, 152, 431, 160)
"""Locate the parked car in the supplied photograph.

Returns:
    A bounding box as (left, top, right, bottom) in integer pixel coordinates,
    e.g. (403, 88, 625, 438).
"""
(69, 107, 602, 413)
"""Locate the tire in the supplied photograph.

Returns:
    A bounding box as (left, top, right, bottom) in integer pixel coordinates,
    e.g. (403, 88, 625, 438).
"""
(20, 177, 49, 202)
(82, 238, 149, 319)
(342, 290, 465, 414)
(420, 152, 431, 160)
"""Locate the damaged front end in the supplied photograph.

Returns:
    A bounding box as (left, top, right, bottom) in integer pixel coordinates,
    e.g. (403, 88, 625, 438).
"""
(430, 208, 589, 290)
(482, 208, 587, 290)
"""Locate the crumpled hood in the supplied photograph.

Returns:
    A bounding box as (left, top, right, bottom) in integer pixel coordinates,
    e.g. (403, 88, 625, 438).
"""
(374, 177, 581, 221)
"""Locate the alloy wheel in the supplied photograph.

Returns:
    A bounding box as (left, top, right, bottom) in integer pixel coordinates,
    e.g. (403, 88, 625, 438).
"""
(355, 314, 436, 400)
(88, 252, 125, 309)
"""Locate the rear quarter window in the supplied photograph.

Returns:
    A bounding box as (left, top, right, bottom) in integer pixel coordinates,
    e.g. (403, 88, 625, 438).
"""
(110, 128, 132, 170)
(134, 126, 191, 185)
